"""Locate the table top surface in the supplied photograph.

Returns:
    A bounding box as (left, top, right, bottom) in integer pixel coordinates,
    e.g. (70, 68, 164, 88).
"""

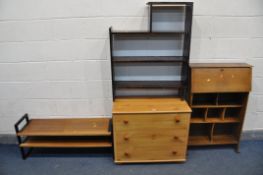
(190, 63, 252, 68)
(112, 98, 191, 114)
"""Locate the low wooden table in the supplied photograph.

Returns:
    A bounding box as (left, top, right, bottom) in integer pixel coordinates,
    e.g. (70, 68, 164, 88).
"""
(112, 98, 191, 163)
(14, 114, 112, 159)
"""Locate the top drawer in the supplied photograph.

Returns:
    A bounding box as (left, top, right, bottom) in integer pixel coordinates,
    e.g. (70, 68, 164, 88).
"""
(191, 67, 252, 93)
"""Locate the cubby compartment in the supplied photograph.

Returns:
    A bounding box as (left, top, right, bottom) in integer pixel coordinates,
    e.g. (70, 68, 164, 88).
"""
(192, 93, 217, 106)
(151, 6, 185, 32)
(225, 108, 241, 120)
(212, 123, 238, 144)
(218, 93, 246, 106)
(207, 108, 223, 119)
(191, 108, 206, 122)
(189, 123, 212, 145)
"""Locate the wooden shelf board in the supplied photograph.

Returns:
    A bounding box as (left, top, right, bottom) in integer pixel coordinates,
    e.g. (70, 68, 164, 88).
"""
(212, 135, 238, 144)
(113, 56, 187, 63)
(111, 31, 185, 35)
(191, 117, 240, 123)
(20, 137, 112, 148)
(188, 136, 210, 146)
(115, 81, 185, 89)
(189, 135, 238, 146)
(191, 105, 242, 108)
(17, 118, 111, 136)
(190, 63, 252, 68)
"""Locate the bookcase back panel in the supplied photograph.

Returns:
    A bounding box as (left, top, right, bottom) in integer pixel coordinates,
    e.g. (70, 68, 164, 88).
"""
(152, 7, 185, 32)
(114, 63, 182, 81)
(113, 35, 183, 57)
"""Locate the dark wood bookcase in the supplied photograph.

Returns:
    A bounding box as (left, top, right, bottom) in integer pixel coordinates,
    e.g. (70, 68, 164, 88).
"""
(109, 2, 193, 100)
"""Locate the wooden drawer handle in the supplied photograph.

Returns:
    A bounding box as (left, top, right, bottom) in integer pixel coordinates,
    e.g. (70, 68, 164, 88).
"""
(123, 120, 129, 125)
(124, 136, 129, 141)
(124, 152, 130, 157)
(174, 136, 178, 140)
(172, 151, 177, 155)
(175, 119, 180, 123)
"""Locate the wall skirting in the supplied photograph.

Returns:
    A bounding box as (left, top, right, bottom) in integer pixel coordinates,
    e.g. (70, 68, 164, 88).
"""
(0, 130, 263, 144)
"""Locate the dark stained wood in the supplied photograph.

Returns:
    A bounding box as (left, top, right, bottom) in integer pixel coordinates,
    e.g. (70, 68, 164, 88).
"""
(113, 56, 186, 63)
(115, 81, 185, 89)
(111, 31, 185, 35)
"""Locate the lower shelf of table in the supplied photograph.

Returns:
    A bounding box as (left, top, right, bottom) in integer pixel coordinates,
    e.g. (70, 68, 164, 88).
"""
(188, 135, 238, 146)
(20, 137, 112, 148)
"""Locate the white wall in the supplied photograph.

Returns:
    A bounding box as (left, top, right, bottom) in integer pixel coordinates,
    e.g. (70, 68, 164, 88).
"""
(0, 0, 262, 134)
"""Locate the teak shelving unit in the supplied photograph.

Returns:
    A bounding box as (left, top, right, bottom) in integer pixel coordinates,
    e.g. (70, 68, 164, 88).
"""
(188, 63, 252, 152)
(15, 114, 112, 159)
(109, 2, 193, 100)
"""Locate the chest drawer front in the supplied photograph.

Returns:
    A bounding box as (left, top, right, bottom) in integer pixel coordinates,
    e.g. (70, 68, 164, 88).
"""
(114, 113, 189, 131)
(191, 68, 251, 93)
(113, 113, 190, 163)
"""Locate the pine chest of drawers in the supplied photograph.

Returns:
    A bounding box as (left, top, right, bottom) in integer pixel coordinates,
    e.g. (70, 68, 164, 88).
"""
(112, 98, 191, 163)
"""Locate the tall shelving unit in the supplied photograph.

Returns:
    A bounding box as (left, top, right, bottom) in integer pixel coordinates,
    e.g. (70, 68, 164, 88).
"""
(109, 2, 193, 100)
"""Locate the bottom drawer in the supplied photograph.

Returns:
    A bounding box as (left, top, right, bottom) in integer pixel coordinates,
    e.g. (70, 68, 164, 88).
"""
(115, 132, 187, 163)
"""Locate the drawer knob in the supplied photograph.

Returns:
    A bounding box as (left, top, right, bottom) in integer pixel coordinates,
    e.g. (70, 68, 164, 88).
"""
(174, 136, 178, 140)
(172, 151, 177, 155)
(231, 74, 235, 78)
(152, 134, 156, 139)
(175, 119, 180, 123)
(206, 78, 211, 82)
(124, 136, 129, 141)
(220, 74, 224, 78)
(220, 68, 224, 72)
(123, 120, 129, 125)
(124, 152, 130, 157)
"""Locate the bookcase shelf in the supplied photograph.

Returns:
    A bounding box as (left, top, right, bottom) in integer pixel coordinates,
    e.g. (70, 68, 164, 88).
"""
(113, 56, 186, 63)
(109, 2, 193, 100)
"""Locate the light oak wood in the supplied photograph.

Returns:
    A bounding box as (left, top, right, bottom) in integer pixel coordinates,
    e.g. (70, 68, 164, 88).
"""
(18, 118, 111, 136)
(190, 63, 252, 68)
(191, 68, 252, 93)
(191, 105, 242, 108)
(189, 63, 251, 150)
(113, 99, 191, 163)
(112, 98, 191, 114)
(20, 137, 112, 148)
(188, 135, 238, 146)
(191, 117, 240, 123)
